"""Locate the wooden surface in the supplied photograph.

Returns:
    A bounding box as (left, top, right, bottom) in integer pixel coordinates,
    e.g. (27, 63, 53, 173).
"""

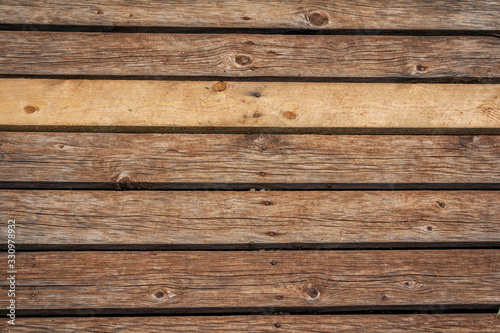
(1, 32, 500, 78)
(2, 79, 500, 129)
(1, 133, 499, 185)
(2, 314, 499, 332)
(1, 0, 499, 31)
(1, 191, 499, 248)
(1, 250, 498, 313)
(2, 2, 500, 329)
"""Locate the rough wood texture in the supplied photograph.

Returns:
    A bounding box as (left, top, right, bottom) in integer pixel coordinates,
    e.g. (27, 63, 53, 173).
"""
(2, 314, 499, 332)
(0, 0, 499, 31)
(1, 133, 499, 185)
(1, 250, 498, 312)
(1, 32, 500, 78)
(2, 79, 500, 129)
(1, 191, 499, 248)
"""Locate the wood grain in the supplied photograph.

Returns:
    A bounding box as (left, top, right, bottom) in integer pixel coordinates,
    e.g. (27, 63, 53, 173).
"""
(1, 250, 498, 312)
(3, 314, 499, 332)
(1, 32, 500, 78)
(2, 79, 500, 129)
(1, 133, 499, 185)
(0, 0, 499, 31)
(1, 191, 499, 248)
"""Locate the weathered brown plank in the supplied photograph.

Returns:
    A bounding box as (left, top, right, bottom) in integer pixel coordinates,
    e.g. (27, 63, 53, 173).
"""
(2, 314, 499, 332)
(1, 32, 500, 78)
(1, 250, 498, 312)
(1, 191, 499, 248)
(2, 79, 500, 129)
(1, 0, 499, 31)
(0, 133, 499, 185)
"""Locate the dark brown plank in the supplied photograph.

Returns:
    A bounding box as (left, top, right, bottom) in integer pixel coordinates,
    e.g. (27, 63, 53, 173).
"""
(1, 250, 498, 313)
(2, 314, 499, 332)
(1, 32, 500, 78)
(1, 191, 499, 248)
(0, 0, 499, 31)
(0, 133, 499, 185)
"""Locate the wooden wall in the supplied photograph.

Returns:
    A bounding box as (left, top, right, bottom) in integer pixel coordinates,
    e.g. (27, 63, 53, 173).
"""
(0, 1, 499, 331)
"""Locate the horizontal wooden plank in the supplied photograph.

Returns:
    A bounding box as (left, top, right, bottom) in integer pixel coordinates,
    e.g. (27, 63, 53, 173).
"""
(0, 133, 499, 185)
(1, 191, 499, 248)
(2, 79, 500, 129)
(1, 250, 498, 312)
(1, 0, 499, 31)
(3, 314, 499, 332)
(1, 32, 500, 78)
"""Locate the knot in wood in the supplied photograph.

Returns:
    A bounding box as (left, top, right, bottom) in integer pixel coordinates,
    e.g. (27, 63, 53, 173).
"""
(213, 81, 228, 92)
(306, 287, 320, 299)
(235, 55, 252, 66)
(24, 105, 39, 114)
(308, 11, 329, 27)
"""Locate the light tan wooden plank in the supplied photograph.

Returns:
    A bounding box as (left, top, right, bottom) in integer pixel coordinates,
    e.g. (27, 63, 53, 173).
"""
(0, 133, 499, 185)
(1, 79, 499, 128)
(1, 250, 498, 312)
(1, 191, 499, 247)
(2, 314, 499, 332)
(0, 0, 499, 31)
(1, 32, 500, 78)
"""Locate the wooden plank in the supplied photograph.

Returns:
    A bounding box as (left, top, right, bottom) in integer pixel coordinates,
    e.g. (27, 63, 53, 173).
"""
(1, 191, 499, 248)
(1, 250, 498, 312)
(2, 79, 500, 129)
(3, 314, 499, 332)
(1, 32, 500, 78)
(0, 133, 499, 185)
(1, 0, 499, 31)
